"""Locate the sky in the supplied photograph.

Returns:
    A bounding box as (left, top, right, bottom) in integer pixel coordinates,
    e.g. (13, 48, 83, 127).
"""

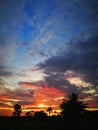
(0, 0, 98, 116)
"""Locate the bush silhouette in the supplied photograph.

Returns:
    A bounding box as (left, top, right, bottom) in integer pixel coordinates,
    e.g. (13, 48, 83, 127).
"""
(34, 110, 47, 120)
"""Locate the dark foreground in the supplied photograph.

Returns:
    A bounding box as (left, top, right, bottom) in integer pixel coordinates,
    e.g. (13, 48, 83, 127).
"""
(0, 111, 98, 130)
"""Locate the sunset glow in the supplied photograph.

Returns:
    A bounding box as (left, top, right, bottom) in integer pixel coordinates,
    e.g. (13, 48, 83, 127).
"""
(0, 0, 98, 116)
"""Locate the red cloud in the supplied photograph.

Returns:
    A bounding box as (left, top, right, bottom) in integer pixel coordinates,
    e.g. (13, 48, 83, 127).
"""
(33, 85, 66, 109)
(18, 82, 66, 110)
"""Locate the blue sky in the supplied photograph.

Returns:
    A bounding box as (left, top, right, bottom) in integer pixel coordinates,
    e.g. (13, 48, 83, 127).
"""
(0, 0, 98, 115)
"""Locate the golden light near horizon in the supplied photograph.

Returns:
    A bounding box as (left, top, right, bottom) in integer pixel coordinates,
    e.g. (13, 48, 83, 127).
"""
(86, 108, 98, 111)
(0, 107, 13, 111)
(37, 103, 48, 108)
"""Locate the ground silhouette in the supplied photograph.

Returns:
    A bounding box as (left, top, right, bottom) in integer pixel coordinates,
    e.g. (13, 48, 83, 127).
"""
(0, 93, 98, 130)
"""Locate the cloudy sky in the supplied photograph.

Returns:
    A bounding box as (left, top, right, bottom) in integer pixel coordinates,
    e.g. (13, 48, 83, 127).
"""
(0, 0, 98, 116)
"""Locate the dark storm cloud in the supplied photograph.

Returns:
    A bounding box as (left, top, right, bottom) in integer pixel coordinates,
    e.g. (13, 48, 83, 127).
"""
(16, 100, 33, 106)
(0, 36, 5, 46)
(67, 32, 98, 84)
(37, 31, 98, 88)
(15, 88, 34, 98)
(44, 73, 79, 94)
(44, 73, 70, 87)
(0, 70, 13, 77)
(58, 0, 98, 31)
(0, 36, 13, 78)
(0, 85, 34, 106)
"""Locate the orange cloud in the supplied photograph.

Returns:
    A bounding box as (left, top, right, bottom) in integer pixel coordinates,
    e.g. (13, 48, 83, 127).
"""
(0, 83, 66, 116)
(33, 85, 66, 110)
(1, 82, 98, 116)
(19, 82, 38, 89)
(0, 108, 12, 116)
(18, 82, 66, 111)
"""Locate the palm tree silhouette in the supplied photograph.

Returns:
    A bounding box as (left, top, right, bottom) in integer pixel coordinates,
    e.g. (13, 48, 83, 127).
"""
(60, 93, 87, 120)
(47, 107, 52, 116)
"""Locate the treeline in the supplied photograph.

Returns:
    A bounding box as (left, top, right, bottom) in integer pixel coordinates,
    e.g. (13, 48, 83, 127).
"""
(0, 93, 98, 130)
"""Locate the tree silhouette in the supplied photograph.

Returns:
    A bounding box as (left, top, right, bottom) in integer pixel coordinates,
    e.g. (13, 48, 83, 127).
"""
(47, 107, 52, 116)
(13, 104, 22, 117)
(25, 111, 33, 117)
(53, 110, 57, 115)
(34, 110, 47, 120)
(60, 93, 87, 121)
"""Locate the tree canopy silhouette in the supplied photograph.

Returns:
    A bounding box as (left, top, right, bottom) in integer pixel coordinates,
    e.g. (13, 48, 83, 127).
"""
(34, 110, 47, 120)
(25, 111, 34, 117)
(13, 104, 22, 117)
(60, 93, 87, 120)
